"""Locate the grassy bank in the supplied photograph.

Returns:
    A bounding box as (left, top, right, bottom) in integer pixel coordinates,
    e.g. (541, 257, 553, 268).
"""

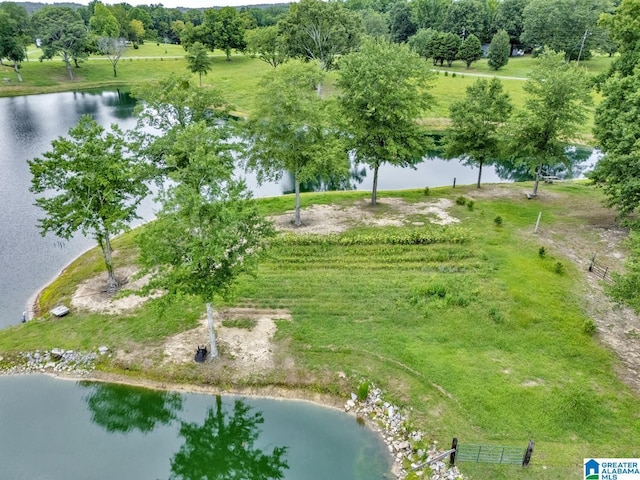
(1, 182, 638, 479)
(0, 45, 613, 140)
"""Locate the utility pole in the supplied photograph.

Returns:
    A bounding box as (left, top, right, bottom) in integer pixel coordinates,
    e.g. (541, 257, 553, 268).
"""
(577, 29, 589, 64)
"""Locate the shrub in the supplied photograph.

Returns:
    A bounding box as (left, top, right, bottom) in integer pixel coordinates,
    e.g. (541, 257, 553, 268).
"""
(554, 261, 564, 274)
(423, 186, 430, 196)
(582, 319, 597, 336)
(452, 72, 457, 78)
(538, 246, 546, 258)
(455, 196, 467, 206)
(357, 381, 370, 401)
(444, 71, 449, 76)
(466, 200, 475, 211)
(494, 216, 503, 227)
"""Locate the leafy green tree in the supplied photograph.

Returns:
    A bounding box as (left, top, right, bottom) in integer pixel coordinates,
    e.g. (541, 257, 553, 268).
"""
(433, 31, 460, 66)
(170, 396, 288, 480)
(411, 0, 450, 31)
(408, 28, 438, 61)
(388, 1, 416, 43)
(245, 61, 348, 226)
(590, 67, 640, 223)
(245, 26, 288, 68)
(138, 121, 273, 358)
(32, 6, 90, 80)
(493, 0, 528, 56)
(337, 38, 435, 205)
(132, 74, 229, 179)
(457, 33, 482, 67)
(487, 29, 510, 70)
(29, 116, 150, 293)
(97, 36, 127, 77)
(129, 19, 145, 44)
(201, 7, 246, 61)
(278, 0, 362, 70)
(361, 9, 390, 38)
(90, 2, 120, 37)
(506, 52, 592, 196)
(599, 0, 640, 77)
(0, 10, 26, 81)
(521, 0, 612, 61)
(185, 41, 213, 86)
(445, 78, 512, 187)
(442, 0, 489, 42)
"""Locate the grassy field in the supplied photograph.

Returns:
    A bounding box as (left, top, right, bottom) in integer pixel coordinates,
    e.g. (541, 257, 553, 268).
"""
(0, 182, 638, 479)
(0, 45, 613, 140)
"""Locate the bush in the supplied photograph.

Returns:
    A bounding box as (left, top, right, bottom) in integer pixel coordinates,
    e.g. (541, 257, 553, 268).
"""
(423, 186, 430, 196)
(452, 72, 457, 78)
(538, 246, 546, 258)
(357, 381, 370, 401)
(444, 71, 449, 76)
(554, 261, 564, 274)
(466, 200, 475, 211)
(494, 216, 503, 227)
(455, 196, 467, 206)
(582, 319, 597, 336)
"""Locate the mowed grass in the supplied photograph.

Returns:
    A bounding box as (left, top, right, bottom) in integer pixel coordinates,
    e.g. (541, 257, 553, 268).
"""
(1, 183, 638, 479)
(0, 48, 613, 138)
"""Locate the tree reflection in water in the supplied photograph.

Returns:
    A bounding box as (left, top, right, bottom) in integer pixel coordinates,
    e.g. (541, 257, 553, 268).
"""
(81, 382, 183, 433)
(170, 395, 288, 480)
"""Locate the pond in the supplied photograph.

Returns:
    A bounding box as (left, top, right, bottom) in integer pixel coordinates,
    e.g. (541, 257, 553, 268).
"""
(0, 375, 392, 479)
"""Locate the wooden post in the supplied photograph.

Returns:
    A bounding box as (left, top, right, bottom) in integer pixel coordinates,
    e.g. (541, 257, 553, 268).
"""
(449, 438, 458, 466)
(522, 440, 534, 467)
(534, 211, 542, 233)
(453, 177, 456, 188)
(589, 253, 596, 272)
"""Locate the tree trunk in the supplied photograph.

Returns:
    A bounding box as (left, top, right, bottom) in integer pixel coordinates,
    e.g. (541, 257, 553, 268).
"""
(477, 160, 483, 188)
(199, 72, 202, 86)
(63, 53, 73, 80)
(13, 61, 22, 82)
(294, 175, 301, 227)
(532, 163, 542, 196)
(113, 63, 117, 77)
(371, 163, 379, 206)
(226, 47, 231, 61)
(206, 302, 219, 359)
(99, 233, 119, 293)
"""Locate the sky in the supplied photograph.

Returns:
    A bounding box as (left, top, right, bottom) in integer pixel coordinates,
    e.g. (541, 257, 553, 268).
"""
(47, 0, 291, 7)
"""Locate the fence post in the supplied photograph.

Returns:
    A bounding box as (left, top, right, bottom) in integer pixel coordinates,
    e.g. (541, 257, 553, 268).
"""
(453, 177, 456, 188)
(534, 212, 542, 233)
(450, 438, 458, 466)
(522, 440, 534, 467)
(589, 253, 596, 272)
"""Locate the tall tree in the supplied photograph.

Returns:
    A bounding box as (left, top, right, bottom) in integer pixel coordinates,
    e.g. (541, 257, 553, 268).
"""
(506, 52, 592, 196)
(409, 28, 438, 62)
(361, 9, 390, 38)
(201, 7, 246, 61)
(337, 38, 435, 205)
(245, 61, 348, 226)
(90, 2, 120, 37)
(590, 67, 640, 224)
(445, 78, 512, 187)
(411, 0, 450, 31)
(29, 116, 150, 293)
(433, 31, 460, 66)
(32, 6, 89, 80)
(138, 122, 273, 358)
(599, 0, 640, 78)
(245, 26, 288, 68)
(521, 0, 612, 61)
(278, 0, 362, 71)
(185, 41, 213, 86)
(457, 32, 482, 67)
(493, 0, 528, 56)
(0, 10, 26, 81)
(388, 1, 416, 43)
(487, 29, 511, 70)
(442, 0, 490, 42)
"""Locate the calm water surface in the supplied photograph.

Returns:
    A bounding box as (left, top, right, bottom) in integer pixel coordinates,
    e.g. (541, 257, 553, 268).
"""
(0, 375, 391, 479)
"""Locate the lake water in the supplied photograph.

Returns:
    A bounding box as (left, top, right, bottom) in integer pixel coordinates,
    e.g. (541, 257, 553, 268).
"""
(0, 375, 392, 479)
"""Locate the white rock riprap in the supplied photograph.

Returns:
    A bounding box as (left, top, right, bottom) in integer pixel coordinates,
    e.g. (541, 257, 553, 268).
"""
(345, 385, 464, 480)
(0, 346, 110, 376)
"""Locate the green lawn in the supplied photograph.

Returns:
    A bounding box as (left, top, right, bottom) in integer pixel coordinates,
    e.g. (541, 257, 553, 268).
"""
(0, 183, 638, 479)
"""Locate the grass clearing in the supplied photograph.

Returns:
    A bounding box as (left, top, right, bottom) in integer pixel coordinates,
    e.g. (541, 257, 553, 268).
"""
(1, 182, 638, 479)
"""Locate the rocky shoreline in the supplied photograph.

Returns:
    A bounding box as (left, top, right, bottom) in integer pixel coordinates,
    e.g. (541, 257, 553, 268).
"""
(346, 385, 464, 480)
(1, 350, 463, 480)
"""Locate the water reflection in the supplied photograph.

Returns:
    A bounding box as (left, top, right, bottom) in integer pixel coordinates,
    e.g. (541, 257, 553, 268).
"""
(170, 395, 289, 480)
(82, 382, 183, 433)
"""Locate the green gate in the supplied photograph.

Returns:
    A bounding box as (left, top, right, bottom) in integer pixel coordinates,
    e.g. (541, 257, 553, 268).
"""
(449, 438, 534, 467)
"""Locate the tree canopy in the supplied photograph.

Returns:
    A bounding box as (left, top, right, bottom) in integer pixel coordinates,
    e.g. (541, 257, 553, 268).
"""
(337, 38, 435, 205)
(487, 29, 510, 70)
(185, 41, 213, 85)
(458, 33, 482, 68)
